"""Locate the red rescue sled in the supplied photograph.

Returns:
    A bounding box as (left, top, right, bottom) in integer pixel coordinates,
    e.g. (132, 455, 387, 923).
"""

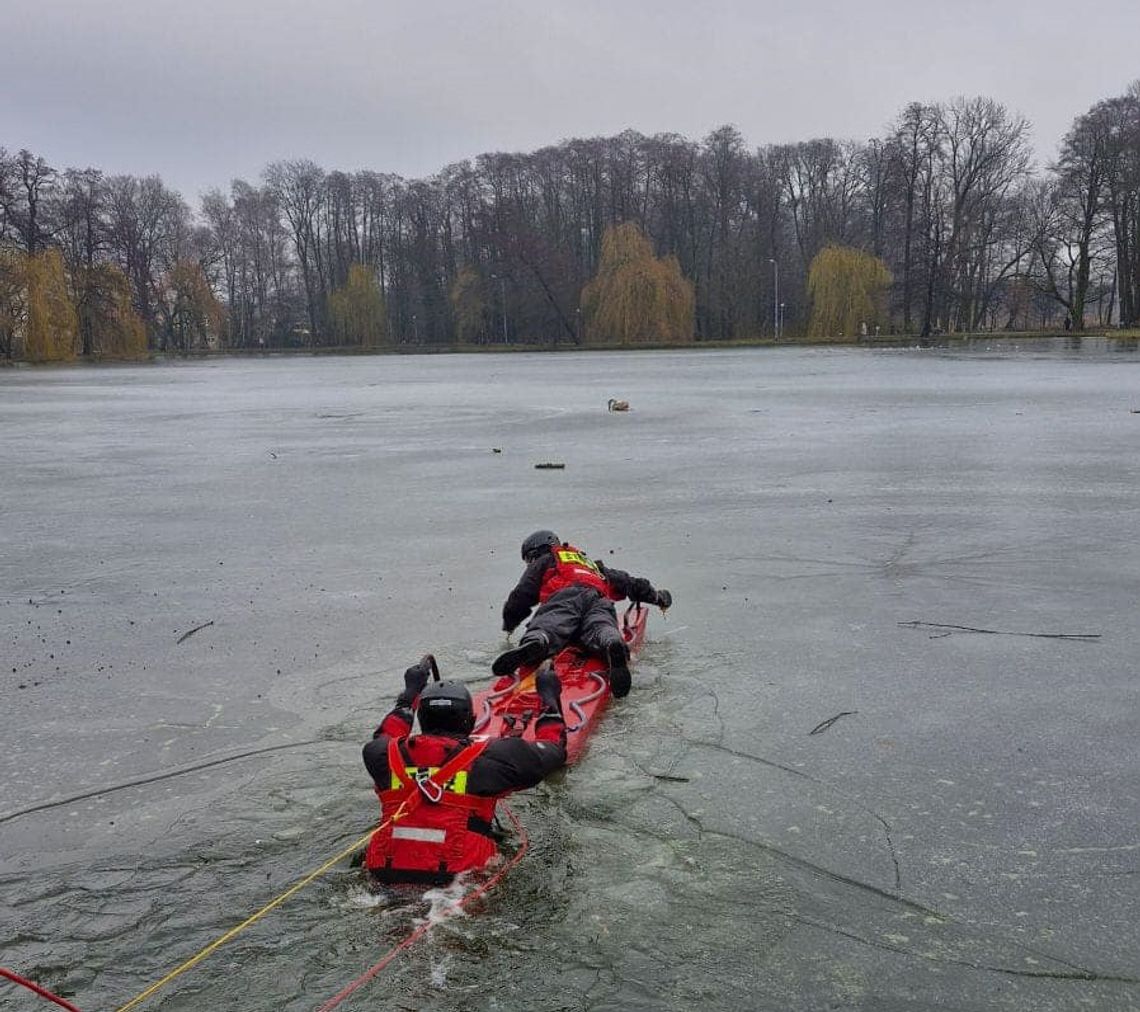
(472, 602, 649, 763)
(360, 604, 649, 885)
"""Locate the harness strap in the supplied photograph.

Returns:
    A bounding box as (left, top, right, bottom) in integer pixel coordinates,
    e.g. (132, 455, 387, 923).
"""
(377, 786, 491, 812)
(384, 737, 491, 820)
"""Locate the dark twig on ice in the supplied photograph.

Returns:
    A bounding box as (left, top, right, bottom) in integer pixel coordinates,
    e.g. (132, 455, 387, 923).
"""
(534, 462, 565, 470)
(809, 711, 858, 736)
(176, 620, 215, 645)
(899, 620, 1100, 641)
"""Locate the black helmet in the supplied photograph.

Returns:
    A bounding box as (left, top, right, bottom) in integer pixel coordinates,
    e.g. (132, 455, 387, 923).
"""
(418, 680, 475, 736)
(521, 530, 559, 562)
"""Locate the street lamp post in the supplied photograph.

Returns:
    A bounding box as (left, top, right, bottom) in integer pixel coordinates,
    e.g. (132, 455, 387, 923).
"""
(779, 302, 785, 341)
(768, 258, 779, 340)
(412, 312, 418, 344)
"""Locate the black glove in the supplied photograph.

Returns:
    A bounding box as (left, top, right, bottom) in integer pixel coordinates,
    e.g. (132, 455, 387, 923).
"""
(396, 655, 433, 707)
(655, 589, 672, 611)
(535, 665, 563, 717)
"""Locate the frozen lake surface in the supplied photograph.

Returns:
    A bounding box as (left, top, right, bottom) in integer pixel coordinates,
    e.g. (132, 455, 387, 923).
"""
(2, 339, 1139, 1010)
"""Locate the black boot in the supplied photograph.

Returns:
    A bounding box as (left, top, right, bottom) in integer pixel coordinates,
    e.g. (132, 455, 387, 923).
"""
(492, 633, 548, 676)
(605, 640, 631, 698)
(535, 664, 563, 717)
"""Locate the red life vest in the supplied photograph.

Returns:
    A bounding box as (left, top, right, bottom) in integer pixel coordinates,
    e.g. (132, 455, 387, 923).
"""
(364, 735, 498, 882)
(539, 542, 615, 601)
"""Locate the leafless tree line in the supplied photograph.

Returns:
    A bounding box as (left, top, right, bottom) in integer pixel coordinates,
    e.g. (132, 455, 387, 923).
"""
(2, 85, 1138, 357)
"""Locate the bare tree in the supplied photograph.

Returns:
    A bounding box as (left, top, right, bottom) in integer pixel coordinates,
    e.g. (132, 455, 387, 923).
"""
(0, 149, 58, 254)
(265, 159, 327, 343)
(105, 175, 189, 345)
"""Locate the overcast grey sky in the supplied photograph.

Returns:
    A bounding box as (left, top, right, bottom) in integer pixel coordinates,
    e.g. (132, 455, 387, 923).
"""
(3, 0, 1137, 202)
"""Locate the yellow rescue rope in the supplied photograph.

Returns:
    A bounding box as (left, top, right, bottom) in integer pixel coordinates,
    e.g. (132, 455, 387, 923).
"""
(116, 805, 403, 1011)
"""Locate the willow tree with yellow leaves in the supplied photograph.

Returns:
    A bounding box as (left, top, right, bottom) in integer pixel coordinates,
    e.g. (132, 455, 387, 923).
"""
(0, 251, 26, 360)
(23, 249, 79, 362)
(806, 245, 893, 339)
(164, 261, 224, 352)
(328, 264, 387, 348)
(582, 222, 694, 345)
(83, 264, 148, 358)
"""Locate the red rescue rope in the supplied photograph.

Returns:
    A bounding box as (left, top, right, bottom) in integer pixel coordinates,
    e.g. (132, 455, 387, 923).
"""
(4, 801, 531, 1012)
(316, 802, 530, 1011)
(0, 967, 82, 1011)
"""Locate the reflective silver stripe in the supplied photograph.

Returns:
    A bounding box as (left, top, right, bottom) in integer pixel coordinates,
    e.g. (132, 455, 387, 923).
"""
(391, 826, 446, 843)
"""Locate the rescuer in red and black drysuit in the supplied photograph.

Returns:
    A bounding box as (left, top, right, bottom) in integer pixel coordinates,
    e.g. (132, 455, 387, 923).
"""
(361, 656, 566, 885)
(491, 530, 673, 698)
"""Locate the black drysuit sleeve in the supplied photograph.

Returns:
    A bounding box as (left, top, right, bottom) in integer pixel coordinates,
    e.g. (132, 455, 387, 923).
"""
(501, 554, 554, 632)
(466, 733, 566, 794)
(597, 562, 661, 605)
(362, 729, 566, 796)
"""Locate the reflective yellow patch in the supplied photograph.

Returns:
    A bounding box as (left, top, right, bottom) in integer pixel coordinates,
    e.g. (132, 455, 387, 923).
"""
(391, 767, 469, 793)
(556, 549, 599, 573)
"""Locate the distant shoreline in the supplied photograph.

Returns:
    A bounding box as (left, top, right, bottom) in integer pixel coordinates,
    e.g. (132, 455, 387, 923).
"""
(4, 329, 1137, 367)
